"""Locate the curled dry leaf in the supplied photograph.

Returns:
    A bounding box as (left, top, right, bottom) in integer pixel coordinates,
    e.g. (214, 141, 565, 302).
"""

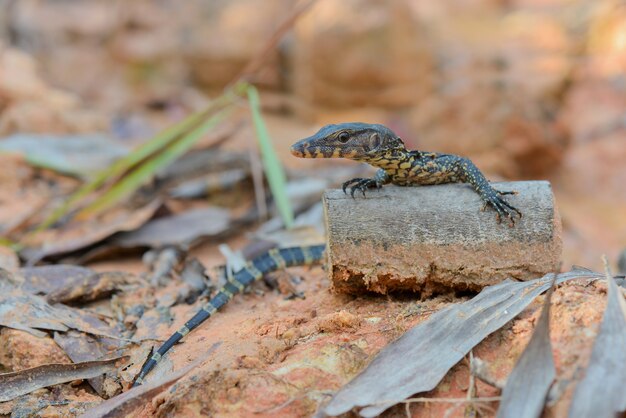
(0, 356, 127, 402)
(324, 268, 602, 417)
(567, 270, 626, 417)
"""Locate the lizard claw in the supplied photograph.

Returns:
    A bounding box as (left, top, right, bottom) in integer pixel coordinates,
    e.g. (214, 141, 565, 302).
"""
(342, 178, 366, 196)
(343, 177, 378, 198)
(484, 189, 522, 226)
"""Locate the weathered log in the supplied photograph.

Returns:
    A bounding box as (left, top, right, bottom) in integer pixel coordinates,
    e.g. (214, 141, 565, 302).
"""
(323, 181, 562, 295)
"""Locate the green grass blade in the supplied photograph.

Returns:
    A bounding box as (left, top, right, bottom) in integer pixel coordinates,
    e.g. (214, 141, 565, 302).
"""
(246, 85, 294, 229)
(37, 110, 208, 230)
(77, 107, 233, 218)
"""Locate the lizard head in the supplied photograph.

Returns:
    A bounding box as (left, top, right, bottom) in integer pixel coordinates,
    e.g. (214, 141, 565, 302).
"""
(290, 122, 406, 161)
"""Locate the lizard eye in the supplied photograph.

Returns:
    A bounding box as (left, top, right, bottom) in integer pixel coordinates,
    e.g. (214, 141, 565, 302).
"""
(338, 132, 350, 143)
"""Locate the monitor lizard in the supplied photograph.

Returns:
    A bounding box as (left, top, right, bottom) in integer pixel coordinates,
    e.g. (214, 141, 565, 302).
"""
(133, 122, 521, 386)
(291, 122, 521, 226)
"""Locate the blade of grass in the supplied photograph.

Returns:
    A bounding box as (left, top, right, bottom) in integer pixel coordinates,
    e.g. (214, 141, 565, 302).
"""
(76, 107, 234, 218)
(0, 238, 22, 251)
(246, 85, 294, 229)
(33, 0, 307, 232)
(37, 111, 206, 230)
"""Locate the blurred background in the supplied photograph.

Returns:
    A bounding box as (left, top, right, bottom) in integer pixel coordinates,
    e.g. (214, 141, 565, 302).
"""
(0, 0, 624, 270)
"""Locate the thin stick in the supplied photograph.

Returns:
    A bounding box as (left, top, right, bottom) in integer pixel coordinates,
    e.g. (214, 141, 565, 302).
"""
(601, 254, 612, 279)
(369, 396, 502, 408)
(230, 0, 318, 84)
(402, 396, 502, 404)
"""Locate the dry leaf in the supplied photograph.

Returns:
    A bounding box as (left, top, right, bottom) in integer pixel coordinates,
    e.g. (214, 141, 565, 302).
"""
(0, 280, 124, 340)
(324, 268, 602, 417)
(0, 357, 126, 402)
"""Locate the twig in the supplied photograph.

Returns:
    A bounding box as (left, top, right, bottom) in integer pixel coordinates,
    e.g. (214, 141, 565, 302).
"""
(230, 0, 318, 84)
(465, 351, 477, 417)
(602, 254, 613, 279)
(248, 112, 268, 221)
(371, 396, 502, 407)
(470, 355, 505, 390)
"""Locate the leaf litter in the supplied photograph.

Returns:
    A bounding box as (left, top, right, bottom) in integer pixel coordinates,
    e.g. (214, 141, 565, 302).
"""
(0, 279, 126, 340)
(19, 264, 96, 295)
(17, 264, 137, 304)
(0, 133, 128, 179)
(567, 261, 626, 417)
(53, 331, 127, 398)
(109, 206, 232, 249)
(20, 199, 163, 264)
(323, 268, 603, 417)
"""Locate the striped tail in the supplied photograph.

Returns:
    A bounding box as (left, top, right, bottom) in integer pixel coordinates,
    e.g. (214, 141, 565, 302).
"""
(132, 244, 325, 386)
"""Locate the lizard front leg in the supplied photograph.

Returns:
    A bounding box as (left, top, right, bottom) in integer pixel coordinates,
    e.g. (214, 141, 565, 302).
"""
(342, 169, 390, 198)
(456, 158, 522, 226)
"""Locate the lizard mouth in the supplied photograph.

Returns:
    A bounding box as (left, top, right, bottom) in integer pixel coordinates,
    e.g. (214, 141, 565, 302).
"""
(291, 137, 336, 158)
(290, 142, 306, 157)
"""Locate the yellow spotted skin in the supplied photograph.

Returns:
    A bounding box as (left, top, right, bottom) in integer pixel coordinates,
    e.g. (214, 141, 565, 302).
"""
(290, 122, 522, 225)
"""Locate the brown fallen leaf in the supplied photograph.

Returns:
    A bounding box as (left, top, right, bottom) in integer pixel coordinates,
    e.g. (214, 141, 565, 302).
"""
(567, 262, 626, 417)
(324, 268, 603, 417)
(79, 342, 221, 418)
(0, 356, 127, 402)
(496, 276, 556, 418)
